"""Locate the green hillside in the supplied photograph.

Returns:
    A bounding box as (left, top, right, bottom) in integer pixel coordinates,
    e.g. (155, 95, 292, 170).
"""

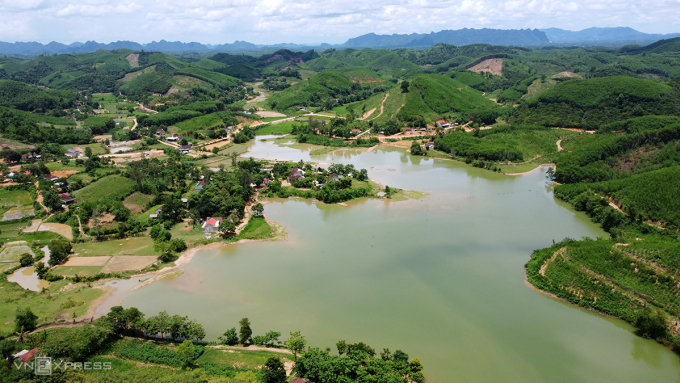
(305, 48, 421, 77)
(0, 80, 76, 112)
(556, 166, 680, 228)
(511, 76, 680, 128)
(397, 74, 497, 123)
(267, 70, 388, 112)
(177, 67, 241, 88)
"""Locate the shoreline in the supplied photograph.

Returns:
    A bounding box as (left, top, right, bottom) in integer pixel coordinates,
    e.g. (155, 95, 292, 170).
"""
(504, 163, 555, 176)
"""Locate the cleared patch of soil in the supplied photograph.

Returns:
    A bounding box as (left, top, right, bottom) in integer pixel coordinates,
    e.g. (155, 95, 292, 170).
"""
(257, 111, 286, 118)
(88, 213, 115, 228)
(469, 59, 503, 76)
(63, 256, 111, 267)
(22, 219, 42, 233)
(39, 223, 74, 240)
(50, 170, 79, 178)
(101, 255, 157, 273)
(553, 71, 580, 79)
(126, 53, 139, 68)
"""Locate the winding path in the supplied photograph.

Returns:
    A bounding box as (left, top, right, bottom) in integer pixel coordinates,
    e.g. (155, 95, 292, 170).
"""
(366, 93, 389, 121)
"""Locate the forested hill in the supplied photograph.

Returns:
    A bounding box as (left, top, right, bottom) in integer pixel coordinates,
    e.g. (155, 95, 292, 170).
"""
(343, 28, 549, 48)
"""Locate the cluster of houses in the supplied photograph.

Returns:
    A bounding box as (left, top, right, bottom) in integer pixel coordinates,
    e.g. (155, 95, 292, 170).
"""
(66, 148, 82, 158)
(286, 167, 346, 187)
(20, 152, 41, 162)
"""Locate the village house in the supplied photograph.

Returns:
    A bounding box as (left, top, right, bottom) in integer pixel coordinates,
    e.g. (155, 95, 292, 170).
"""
(156, 129, 166, 136)
(179, 145, 192, 154)
(195, 180, 206, 191)
(59, 193, 76, 204)
(288, 168, 305, 183)
(425, 141, 435, 150)
(351, 129, 362, 135)
(329, 174, 340, 182)
(202, 217, 223, 233)
(12, 348, 38, 366)
(166, 135, 180, 143)
(261, 165, 274, 173)
(263, 178, 273, 185)
(20, 152, 41, 162)
(66, 148, 81, 158)
(150, 207, 162, 219)
(296, 106, 307, 111)
(44, 174, 59, 182)
(437, 122, 451, 128)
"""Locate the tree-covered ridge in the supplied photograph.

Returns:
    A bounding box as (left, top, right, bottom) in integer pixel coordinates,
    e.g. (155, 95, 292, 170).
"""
(556, 166, 680, 229)
(0, 80, 77, 112)
(511, 76, 680, 128)
(267, 70, 388, 111)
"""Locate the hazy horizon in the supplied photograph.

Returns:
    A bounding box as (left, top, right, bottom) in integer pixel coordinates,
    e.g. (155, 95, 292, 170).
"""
(1, 0, 679, 45)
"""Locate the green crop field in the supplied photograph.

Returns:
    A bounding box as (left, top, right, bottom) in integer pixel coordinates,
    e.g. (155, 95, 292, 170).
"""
(73, 175, 136, 203)
(73, 236, 157, 257)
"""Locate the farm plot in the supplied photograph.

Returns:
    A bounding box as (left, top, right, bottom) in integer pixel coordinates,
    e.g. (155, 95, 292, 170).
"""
(0, 189, 34, 221)
(39, 223, 73, 240)
(73, 175, 136, 203)
(101, 256, 157, 273)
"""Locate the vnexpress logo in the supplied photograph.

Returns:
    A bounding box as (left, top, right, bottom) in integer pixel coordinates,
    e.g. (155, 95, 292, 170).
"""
(34, 357, 51, 376)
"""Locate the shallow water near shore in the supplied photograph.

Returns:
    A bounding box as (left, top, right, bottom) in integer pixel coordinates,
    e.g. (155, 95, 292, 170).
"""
(98, 138, 680, 382)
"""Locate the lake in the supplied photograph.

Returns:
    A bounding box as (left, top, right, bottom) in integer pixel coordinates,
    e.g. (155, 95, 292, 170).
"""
(98, 138, 680, 382)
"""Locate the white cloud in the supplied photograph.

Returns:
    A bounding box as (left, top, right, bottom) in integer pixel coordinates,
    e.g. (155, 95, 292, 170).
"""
(0, 0, 678, 44)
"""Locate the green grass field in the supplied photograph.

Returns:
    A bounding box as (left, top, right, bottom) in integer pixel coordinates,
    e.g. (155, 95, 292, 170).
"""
(73, 175, 136, 203)
(196, 348, 292, 369)
(174, 112, 225, 133)
(0, 189, 33, 208)
(254, 121, 295, 135)
(0, 277, 105, 332)
(237, 216, 272, 240)
(52, 266, 103, 277)
(73, 236, 157, 257)
(123, 192, 154, 214)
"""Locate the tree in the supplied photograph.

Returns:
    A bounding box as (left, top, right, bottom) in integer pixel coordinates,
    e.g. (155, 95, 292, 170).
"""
(252, 203, 264, 216)
(636, 309, 667, 339)
(219, 328, 239, 345)
(19, 253, 34, 267)
(0, 339, 14, 364)
(219, 219, 236, 237)
(401, 80, 410, 93)
(15, 307, 38, 333)
(84, 147, 93, 158)
(410, 140, 425, 156)
(239, 318, 252, 345)
(285, 330, 307, 361)
(48, 239, 72, 267)
(262, 357, 287, 383)
(176, 340, 195, 368)
(43, 189, 62, 211)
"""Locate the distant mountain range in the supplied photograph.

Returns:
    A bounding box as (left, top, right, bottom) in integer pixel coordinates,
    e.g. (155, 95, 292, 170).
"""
(343, 28, 549, 48)
(0, 27, 678, 55)
(541, 27, 680, 44)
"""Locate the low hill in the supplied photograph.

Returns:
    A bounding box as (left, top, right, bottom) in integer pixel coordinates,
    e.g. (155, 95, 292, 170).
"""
(510, 76, 680, 128)
(305, 49, 420, 77)
(555, 166, 680, 229)
(0, 80, 76, 112)
(396, 74, 497, 123)
(619, 37, 680, 55)
(267, 69, 389, 112)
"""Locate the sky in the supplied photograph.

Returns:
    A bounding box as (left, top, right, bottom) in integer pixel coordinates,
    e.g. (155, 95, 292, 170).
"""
(0, 0, 679, 44)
